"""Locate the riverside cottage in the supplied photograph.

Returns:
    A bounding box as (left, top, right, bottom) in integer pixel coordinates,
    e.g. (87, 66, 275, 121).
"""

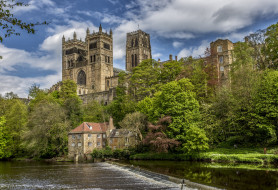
(68, 117, 137, 161)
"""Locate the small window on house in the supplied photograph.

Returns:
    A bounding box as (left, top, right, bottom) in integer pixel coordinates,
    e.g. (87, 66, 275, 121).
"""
(71, 143, 75, 147)
(220, 66, 224, 72)
(97, 134, 101, 138)
(88, 142, 92, 147)
(77, 134, 81, 139)
(88, 134, 92, 138)
(90, 56, 93, 62)
(107, 80, 109, 88)
(108, 56, 110, 63)
(125, 137, 129, 143)
(113, 146, 116, 150)
(78, 142, 82, 147)
(93, 55, 96, 62)
(115, 131, 119, 136)
(97, 142, 101, 147)
(72, 135, 75, 139)
(219, 56, 224, 63)
(109, 139, 113, 143)
(103, 142, 106, 146)
(89, 126, 92, 130)
(103, 134, 106, 138)
(217, 45, 222, 52)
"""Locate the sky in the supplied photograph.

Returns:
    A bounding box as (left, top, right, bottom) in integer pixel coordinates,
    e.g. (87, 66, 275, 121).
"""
(1, 0, 278, 98)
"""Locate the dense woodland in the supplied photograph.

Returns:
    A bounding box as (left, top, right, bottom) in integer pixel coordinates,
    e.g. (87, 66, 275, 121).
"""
(1, 22, 278, 159)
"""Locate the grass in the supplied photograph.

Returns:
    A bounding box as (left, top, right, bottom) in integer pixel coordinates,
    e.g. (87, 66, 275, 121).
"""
(130, 147, 278, 164)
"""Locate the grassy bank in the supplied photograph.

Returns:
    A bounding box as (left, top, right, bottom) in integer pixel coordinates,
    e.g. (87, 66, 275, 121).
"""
(130, 147, 278, 164)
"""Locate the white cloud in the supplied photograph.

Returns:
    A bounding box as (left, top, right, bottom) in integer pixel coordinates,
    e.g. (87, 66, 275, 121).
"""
(0, 74, 60, 98)
(173, 41, 183, 48)
(178, 40, 209, 58)
(122, 0, 278, 38)
(152, 53, 162, 59)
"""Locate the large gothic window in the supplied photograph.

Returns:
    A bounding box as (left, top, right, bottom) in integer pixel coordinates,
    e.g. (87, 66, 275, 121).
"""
(77, 70, 86, 85)
(135, 54, 137, 66)
(135, 38, 138, 47)
(131, 54, 134, 67)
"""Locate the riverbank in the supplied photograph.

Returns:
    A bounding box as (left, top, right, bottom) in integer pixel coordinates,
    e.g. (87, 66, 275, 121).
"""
(130, 147, 278, 164)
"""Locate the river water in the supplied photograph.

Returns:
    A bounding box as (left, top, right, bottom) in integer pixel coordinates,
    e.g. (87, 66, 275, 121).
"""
(1, 160, 277, 190)
(117, 160, 278, 190)
(0, 161, 186, 190)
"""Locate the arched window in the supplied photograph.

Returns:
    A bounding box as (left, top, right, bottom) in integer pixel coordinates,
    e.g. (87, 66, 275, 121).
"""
(77, 70, 86, 85)
(131, 39, 134, 47)
(135, 54, 137, 67)
(135, 38, 138, 47)
(107, 80, 110, 88)
(131, 54, 134, 67)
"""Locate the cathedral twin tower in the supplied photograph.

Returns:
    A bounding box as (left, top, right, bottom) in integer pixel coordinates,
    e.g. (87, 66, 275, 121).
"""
(62, 24, 151, 99)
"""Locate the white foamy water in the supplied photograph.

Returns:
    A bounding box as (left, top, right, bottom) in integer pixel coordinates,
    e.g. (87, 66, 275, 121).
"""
(0, 161, 196, 190)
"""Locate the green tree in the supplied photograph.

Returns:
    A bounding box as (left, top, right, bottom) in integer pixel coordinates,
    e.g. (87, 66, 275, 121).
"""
(0, 116, 12, 159)
(24, 101, 70, 158)
(119, 112, 148, 141)
(264, 22, 278, 69)
(4, 99, 28, 157)
(129, 59, 161, 101)
(60, 80, 82, 128)
(139, 79, 206, 152)
(82, 100, 108, 123)
(182, 124, 209, 153)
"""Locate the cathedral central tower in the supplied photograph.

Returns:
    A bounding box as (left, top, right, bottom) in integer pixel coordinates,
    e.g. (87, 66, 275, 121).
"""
(126, 30, 152, 71)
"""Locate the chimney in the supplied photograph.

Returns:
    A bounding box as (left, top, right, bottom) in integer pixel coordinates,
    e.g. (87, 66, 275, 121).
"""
(175, 56, 177, 61)
(169, 54, 173, 61)
(109, 116, 115, 131)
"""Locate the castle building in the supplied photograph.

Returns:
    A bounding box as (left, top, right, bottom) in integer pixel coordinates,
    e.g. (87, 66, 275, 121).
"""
(210, 39, 234, 85)
(61, 26, 152, 104)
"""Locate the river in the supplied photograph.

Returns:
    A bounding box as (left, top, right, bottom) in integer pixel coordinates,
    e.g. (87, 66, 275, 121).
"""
(0, 160, 277, 189)
(117, 160, 278, 190)
(0, 161, 187, 190)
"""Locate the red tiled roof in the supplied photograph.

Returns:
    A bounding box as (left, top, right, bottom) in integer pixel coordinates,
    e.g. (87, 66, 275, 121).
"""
(69, 122, 108, 133)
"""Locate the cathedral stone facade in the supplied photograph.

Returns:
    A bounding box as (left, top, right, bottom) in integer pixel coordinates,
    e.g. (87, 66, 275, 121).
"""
(126, 30, 152, 71)
(61, 25, 235, 104)
(61, 25, 152, 104)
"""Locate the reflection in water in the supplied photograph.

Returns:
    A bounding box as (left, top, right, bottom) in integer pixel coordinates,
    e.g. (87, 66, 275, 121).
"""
(118, 160, 278, 190)
(0, 161, 183, 190)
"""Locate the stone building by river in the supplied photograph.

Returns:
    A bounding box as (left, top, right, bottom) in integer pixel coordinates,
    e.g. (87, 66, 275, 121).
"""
(68, 117, 137, 161)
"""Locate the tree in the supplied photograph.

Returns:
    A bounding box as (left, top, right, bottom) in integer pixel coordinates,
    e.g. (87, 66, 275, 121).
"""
(143, 116, 180, 153)
(119, 112, 148, 141)
(129, 59, 161, 101)
(139, 79, 207, 152)
(59, 80, 82, 128)
(4, 99, 27, 157)
(182, 124, 209, 153)
(245, 29, 267, 70)
(0, 0, 48, 43)
(0, 116, 12, 159)
(264, 22, 278, 69)
(82, 100, 108, 123)
(24, 101, 70, 158)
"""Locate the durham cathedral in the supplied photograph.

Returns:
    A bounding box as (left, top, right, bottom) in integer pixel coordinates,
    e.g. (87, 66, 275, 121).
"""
(60, 24, 152, 104)
(53, 24, 233, 104)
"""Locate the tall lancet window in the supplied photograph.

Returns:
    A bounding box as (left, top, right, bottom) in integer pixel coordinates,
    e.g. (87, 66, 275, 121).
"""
(77, 70, 86, 85)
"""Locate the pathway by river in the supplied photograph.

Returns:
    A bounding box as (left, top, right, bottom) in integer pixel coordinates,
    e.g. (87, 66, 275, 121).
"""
(0, 161, 185, 190)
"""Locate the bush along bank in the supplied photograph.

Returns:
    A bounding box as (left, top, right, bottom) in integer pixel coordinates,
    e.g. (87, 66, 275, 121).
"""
(130, 148, 278, 165)
(91, 147, 278, 165)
